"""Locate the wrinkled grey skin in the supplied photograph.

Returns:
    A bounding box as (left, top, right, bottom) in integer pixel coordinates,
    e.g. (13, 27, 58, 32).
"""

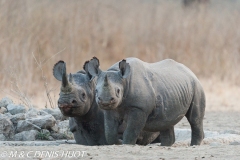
(53, 60, 159, 145)
(53, 60, 108, 145)
(87, 57, 206, 146)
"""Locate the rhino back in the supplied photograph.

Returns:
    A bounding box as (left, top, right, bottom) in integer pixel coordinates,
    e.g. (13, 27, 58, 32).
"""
(113, 58, 203, 121)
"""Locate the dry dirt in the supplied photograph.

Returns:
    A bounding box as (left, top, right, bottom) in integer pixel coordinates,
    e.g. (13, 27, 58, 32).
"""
(0, 78, 240, 160)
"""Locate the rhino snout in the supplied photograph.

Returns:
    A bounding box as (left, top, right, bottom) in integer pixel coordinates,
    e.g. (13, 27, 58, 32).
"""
(58, 98, 78, 107)
(97, 97, 116, 106)
(58, 103, 70, 108)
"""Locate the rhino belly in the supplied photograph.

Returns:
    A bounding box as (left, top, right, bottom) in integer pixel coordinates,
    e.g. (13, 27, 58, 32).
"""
(144, 113, 186, 132)
(144, 97, 190, 132)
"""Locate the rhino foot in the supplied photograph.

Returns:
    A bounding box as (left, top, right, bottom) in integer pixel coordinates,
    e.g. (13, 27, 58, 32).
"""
(190, 122, 204, 146)
(160, 126, 175, 146)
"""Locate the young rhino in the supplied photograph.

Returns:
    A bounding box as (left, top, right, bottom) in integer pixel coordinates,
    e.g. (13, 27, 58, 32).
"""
(53, 60, 108, 145)
(53, 60, 159, 145)
(87, 57, 206, 146)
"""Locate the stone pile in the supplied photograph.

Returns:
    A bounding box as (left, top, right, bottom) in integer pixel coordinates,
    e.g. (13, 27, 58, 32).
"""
(0, 97, 74, 141)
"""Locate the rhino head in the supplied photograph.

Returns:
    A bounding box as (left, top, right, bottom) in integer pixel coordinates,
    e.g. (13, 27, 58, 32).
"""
(53, 60, 95, 117)
(87, 57, 130, 110)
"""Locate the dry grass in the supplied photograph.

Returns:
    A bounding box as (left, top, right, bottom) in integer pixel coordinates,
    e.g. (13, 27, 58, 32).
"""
(0, 0, 240, 108)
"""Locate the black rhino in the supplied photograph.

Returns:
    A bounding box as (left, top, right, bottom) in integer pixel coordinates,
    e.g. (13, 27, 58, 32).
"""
(53, 60, 108, 145)
(87, 57, 206, 146)
(53, 60, 160, 145)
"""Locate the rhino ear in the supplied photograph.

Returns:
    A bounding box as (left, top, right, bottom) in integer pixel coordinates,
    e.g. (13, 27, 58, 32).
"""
(83, 60, 93, 80)
(53, 60, 66, 81)
(87, 57, 102, 77)
(119, 59, 130, 78)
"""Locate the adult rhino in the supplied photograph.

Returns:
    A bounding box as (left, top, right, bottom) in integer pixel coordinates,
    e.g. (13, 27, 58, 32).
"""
(53, 60, 159, 145)
(87, 57, 206, 146)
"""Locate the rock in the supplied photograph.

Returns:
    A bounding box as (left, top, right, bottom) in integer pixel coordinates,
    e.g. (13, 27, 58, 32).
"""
(42, 108, 67, 121)
(7, 104, 26, 115)
(57, 120, 74, 139)
(48, 136, 55, 141)
(0, 113, 12, 121)
(0, 134, 6, 141)
(58, 120, 69, 133)
(28, 114, 56, 129)
(50, 133, 67, 140)
(0, 113, 12, 119)
(41, 108, 55, 114)
(14, 130, 39, 141)
(50, 124, 59, 133)
(16, 120, 41, 133)
(0, 107, 7, 114)
(10, 113, 26, 125)
(0, 97, 13, 108)
(25, 108, 39, 119)
(0, 140, 71, 146)
(39, 110, 49, 116)
(16, 115, 56, 133)
(0, 117, 15, 139)
(3, 113, 12, 117)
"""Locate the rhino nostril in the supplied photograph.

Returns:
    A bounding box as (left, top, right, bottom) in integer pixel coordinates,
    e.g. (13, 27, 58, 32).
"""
(71, 100, 77, 104)
(98, 97, 103, 104)
(110, 97, 115, 104)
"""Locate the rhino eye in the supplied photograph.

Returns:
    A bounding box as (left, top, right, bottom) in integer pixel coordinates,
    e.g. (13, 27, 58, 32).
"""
(95, 89, 98, 93)
(117, 89, 120, 95)
(82, 93, 86, 99)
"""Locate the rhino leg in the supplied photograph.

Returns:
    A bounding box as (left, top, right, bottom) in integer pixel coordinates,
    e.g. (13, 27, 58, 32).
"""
(136, 131, 160, 145)
(104, 110, 122, 145)
(73, 130, 88, 145)
(160, 126, 175, 146)
(123, 108, 147, 145)
(189, 120, 204, 145)
(69, 118, 88, 145)
(185, 89, 205, 146)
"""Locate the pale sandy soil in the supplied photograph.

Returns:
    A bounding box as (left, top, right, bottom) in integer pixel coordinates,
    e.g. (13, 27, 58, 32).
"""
(0, 78, 240, 160)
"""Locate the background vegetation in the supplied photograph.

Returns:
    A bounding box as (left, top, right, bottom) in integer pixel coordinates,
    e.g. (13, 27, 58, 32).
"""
(1, 0, 240, 108)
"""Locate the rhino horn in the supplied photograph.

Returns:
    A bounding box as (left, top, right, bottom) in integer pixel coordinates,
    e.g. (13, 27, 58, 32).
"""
(61, 63, 72, 92)
(104, 76, 108, 86)
(69, 73, 73, 83)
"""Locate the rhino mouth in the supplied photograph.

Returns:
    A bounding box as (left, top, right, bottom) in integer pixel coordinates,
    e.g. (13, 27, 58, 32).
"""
(60, 106, 73, 113)
(99, 104, 116, 110)
(58, 104, 80, 115)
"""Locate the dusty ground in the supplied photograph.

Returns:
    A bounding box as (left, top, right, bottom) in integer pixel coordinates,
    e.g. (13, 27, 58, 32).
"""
(0, 78, 240, 160)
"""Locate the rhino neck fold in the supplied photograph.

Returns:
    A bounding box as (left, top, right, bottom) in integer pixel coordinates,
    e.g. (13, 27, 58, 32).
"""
(74, 96, 100, 123)
(122, 76, 130, 99)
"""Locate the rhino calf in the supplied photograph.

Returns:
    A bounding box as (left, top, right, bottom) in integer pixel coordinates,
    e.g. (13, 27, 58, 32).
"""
(87, 57, 205, 146)
(53, 60, 159, 145)
(53, 60, 108, 145)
